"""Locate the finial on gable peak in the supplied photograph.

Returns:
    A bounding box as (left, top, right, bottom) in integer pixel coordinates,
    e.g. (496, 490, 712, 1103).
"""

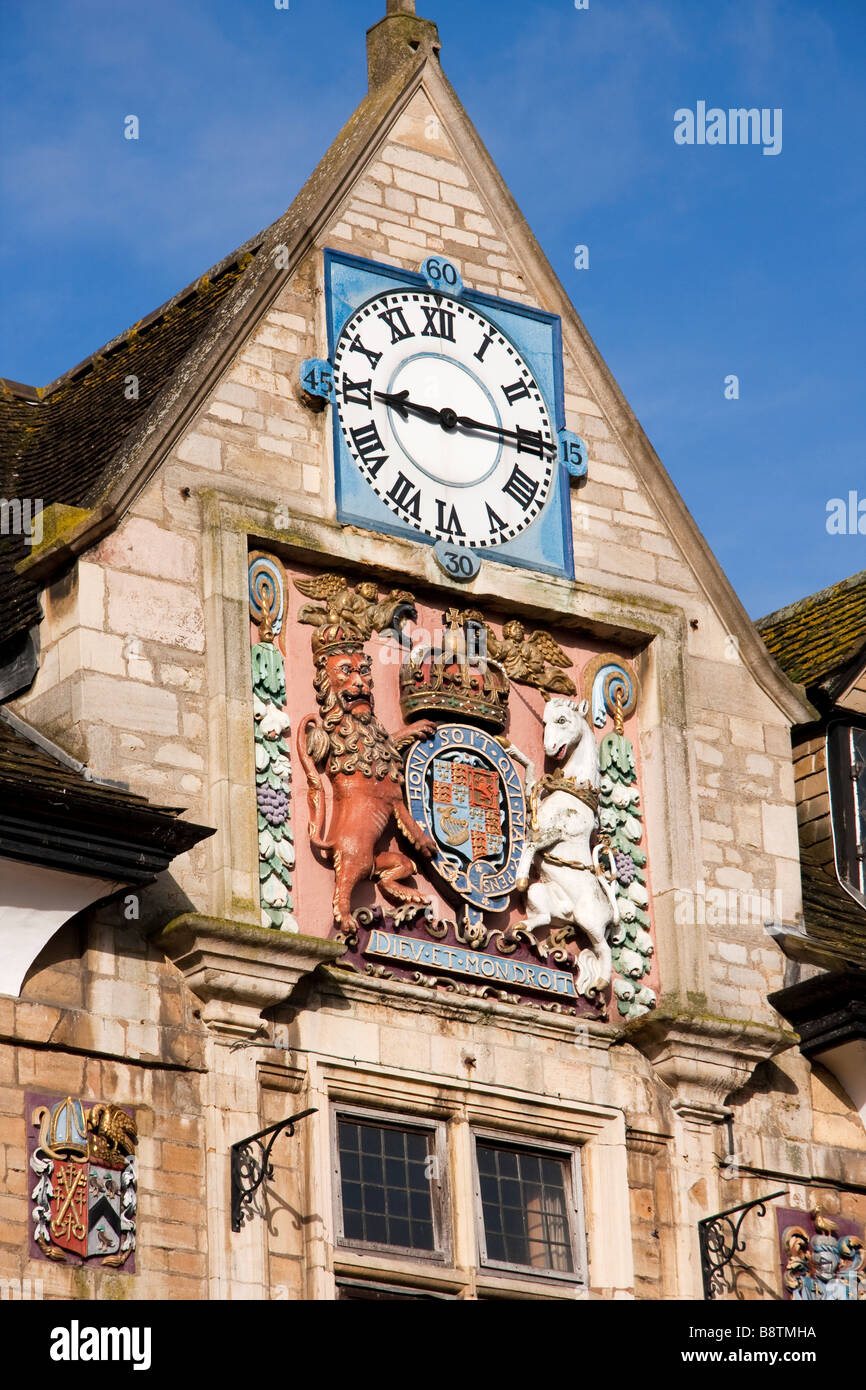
(368, 2, 440, 91)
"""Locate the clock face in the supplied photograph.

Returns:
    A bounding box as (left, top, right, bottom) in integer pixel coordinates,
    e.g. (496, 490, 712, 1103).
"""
(332, 288, 555, 549)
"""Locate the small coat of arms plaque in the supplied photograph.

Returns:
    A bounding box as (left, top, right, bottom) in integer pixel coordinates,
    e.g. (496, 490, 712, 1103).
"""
(28, 1093, 138, 1270)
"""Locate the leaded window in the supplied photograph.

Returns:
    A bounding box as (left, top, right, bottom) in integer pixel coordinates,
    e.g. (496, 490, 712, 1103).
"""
(473, 1136, 585, 1281)
(333, 1111, 446, 1259)
(828, 723, 866, 906)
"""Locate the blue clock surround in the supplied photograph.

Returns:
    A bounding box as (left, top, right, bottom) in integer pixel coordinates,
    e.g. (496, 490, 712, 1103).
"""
(323, 248, 575, 580)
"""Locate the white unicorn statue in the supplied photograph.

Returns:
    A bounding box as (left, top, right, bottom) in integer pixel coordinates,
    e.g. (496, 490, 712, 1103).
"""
(511, 698, 620, 997)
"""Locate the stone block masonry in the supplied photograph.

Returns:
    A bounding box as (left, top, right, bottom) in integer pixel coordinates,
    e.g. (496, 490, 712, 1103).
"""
(17, 84, 796, 1028)
(0, 908, 209, 1299)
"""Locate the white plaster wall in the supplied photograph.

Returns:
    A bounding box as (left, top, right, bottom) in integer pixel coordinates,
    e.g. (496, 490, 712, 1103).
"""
(0, 857, 118, 996)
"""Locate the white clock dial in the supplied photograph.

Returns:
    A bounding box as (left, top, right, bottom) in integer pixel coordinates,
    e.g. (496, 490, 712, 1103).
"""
(333, 288, 555, 548)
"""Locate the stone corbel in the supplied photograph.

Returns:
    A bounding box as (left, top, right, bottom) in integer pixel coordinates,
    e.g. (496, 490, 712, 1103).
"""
(625, 1125, 673, 1156)
(622, 1009, 795, 1125)
(156, 914, 345, 1040)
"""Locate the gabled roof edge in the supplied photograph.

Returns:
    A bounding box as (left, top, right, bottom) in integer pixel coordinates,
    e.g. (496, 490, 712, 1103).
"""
(16, 56, 430, 584)
(14, 46, 816, 729)
(414, 62, 814, 728)
(758, 568, 866, 632)
(0, 704, 105, 783)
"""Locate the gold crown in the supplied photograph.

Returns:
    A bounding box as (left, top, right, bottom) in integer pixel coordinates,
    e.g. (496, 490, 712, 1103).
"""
(399, 610, 509, 730)
(310, 620, 366, 661)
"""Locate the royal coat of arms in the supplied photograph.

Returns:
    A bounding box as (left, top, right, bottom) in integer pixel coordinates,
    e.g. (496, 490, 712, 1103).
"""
(288, 573, 655, 1012)
(406, 725, 525, 917)
(28, 1093, 138, 1269)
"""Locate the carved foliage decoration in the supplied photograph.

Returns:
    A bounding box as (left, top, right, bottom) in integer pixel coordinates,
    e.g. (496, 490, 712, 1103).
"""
(586, 655, 656, 1018)
(28, 1094, 137, 1269)
(250, 553, 296, 932)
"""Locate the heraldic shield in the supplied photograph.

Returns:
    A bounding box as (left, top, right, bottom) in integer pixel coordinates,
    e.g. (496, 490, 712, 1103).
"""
(406, 724, 525, 914)
(28, 1093, 138, 1269)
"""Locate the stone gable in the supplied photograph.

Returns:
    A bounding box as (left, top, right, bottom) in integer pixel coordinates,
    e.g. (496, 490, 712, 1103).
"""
(12, 69, 810, 1032)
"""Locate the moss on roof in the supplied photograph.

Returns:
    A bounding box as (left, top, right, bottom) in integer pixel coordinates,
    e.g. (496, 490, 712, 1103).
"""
(0, 24, 431, 659)
(0, 254, 257, 650)
(757, 570, 866, 694)
(799, 851, 866, 968)
(0, 711, 214, 875)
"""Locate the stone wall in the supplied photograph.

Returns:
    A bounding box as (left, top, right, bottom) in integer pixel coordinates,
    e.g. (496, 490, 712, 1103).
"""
(840, 670, 866, 717)
(0, 910, 208, 1298)
(14, 87, 806, 1028)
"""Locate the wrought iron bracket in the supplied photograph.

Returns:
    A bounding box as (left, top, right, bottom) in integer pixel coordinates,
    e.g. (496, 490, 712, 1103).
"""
(698, 1190, 787, 1299)
(230, 1108, 317, 1233)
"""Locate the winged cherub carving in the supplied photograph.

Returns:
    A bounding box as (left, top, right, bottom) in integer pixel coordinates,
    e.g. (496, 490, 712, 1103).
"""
(295, 573, 417, 639)
(487, 619, 576, 696)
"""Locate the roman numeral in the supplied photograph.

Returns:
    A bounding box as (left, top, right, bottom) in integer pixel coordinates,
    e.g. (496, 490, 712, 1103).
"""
(378, 306, 413, 344)
(502, 379, 531, 405)
(486, 503, 507, 534)
(387, 472, 422, 520)
(350, 421, 388, 478)
(342, 376, 372, 407)
(502, 464, 539, 510)
(435, 499, 465, 537)
(421, 306, 455, 341)
(349, 336, 382, 370)
(516, 427, 546, 458)
(475, 333, 495, 363)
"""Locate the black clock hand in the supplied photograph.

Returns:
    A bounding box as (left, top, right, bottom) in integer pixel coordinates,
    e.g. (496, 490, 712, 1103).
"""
(374, 389, 443, 424)
(456, 414, 556, 459)
(375, 390, 555, 459)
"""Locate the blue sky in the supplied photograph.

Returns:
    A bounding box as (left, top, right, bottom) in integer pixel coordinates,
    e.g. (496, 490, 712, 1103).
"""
(1, 0, 864, 618)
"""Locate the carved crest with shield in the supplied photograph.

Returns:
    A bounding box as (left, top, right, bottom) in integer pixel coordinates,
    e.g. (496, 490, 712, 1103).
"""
(28, 1093, 138, 1269)
(249, 558, 656, 1017)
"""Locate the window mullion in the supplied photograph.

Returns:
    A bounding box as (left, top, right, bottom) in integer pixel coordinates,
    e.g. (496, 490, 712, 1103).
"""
(852, 728, 866, 894)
